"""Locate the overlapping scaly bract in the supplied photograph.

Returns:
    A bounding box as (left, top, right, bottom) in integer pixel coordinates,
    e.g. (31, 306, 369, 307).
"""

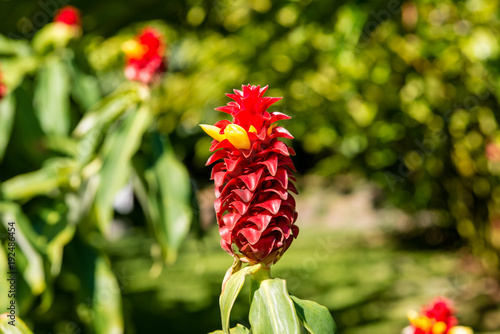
(205, 84, 299, 266)
(124, 28, 167, 85)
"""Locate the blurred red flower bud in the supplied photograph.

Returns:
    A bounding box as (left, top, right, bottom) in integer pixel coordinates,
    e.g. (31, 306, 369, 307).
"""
(123, 27, 167, 85)
(54, 6, 81, 27)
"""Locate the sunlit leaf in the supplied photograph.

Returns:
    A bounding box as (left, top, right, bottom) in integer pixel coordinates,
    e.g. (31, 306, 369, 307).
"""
(249, 278, 300, 334)
(0, 203, 46, 296)
(0, 313, 34, 333)
(142, 134, 193, 263)
(208, 324, 250, 334)
(73, 83, 140, 137)
(94, 104, 152, 236)
(93, 256, 124, 334)
(34, 57, 70, 136)
(70, 63, 101, 111)
(0, 158, 74, 201)
(220, 264, 261, 334)
(290, 295, 337, 334)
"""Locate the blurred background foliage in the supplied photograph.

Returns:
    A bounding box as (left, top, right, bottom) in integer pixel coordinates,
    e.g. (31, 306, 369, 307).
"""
(0, 0, 500, 333)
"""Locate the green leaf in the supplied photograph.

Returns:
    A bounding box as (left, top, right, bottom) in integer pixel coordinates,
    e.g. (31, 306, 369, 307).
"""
(0, 93, 16, 162)
(0, 246, 9, 310)
(70, 239, 123, 334)
(290, 296, 337, 334)
(220, 264, 261, 334)
(94, 105, 152, 236)
(69, 63, 101, 111)
(0, 314, 34, 333)
(249, 278, 301, 334)
(0, 158, 74, 201)
(0, 203, 46, 296)
(142, 134, 193, 263)
(208, 324, 250, 334)
(0, 34, 31, 56)
(34, 57, 70, 136)
(73, 83, 140, 137)
(93, 256, 124, 334)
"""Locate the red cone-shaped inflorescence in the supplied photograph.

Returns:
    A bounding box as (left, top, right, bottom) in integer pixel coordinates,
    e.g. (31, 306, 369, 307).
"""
(202, 84, 299, 266)
(54, 6, 81, 27)
(123, 27, 167, 85)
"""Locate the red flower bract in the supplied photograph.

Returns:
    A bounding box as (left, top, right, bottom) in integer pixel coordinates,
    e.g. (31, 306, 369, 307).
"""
(123, 28, 167, 85)
(54, 6, 81, 27)
(203, 84, 299, 266)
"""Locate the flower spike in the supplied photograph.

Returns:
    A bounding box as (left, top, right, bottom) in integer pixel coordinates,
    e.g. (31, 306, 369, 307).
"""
(201, 84, 299, 266)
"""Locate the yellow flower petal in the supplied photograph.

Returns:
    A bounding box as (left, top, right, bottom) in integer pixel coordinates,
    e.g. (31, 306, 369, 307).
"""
(199, 124, 226, 142)
(224, 124, 251, 149)
(249, 125, 257, 133)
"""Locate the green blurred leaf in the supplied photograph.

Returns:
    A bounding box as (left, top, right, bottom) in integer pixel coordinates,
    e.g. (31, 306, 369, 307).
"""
(0, 34, 31, 56)
(73, 83, 140, 137)
(94, 104, 152, 236)
(0, 93, 15, 161)
(219, 264, 260, 334)
(44, 217, 76, 277)
(0, 203, 46, 296)
(249, 278, 300, 334)
(70, 64, 101, 111)
(0, 246, 8, 311)
(208, 324, 250, 334)
(93, 256, 124, 334)
(32, 24, 77, 54)
(0, 313, 34, 333)
(142, 134, 193, 263)
(290, 295, 337, 334)
(0, 159, 74, 201)
(34, 57, 70, 136)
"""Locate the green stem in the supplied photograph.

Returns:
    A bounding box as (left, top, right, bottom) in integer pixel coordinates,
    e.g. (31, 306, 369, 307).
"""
(249, 266, 271, 306)
(252, 267, 271, 282)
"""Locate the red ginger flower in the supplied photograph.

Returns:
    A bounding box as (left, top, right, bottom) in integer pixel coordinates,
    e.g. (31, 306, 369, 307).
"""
(122, 28, 167, 85)
(201, 84, 299, 266)
(406, 298, 473, 334)
(54, 6, 81, 27)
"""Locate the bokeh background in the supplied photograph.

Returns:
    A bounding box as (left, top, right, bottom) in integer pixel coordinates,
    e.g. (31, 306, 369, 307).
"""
(0, 0, 500, 333)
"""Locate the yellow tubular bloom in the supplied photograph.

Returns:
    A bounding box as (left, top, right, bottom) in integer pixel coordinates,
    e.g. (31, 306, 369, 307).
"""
(449, 326, 474, 334)
(200, 124, 226, 142)
(249, 125, 257, 133)
(224, 124, 251, 149)
(122, 40, 147, 59)
(432, 322, 447, 334)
